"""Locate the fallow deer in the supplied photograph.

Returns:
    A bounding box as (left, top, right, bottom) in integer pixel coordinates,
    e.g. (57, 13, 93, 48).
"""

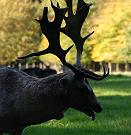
(0, 0, 109, 134)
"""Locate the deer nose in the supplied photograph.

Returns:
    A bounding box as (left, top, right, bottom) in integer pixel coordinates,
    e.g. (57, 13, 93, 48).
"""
(93, 104, 103, 113)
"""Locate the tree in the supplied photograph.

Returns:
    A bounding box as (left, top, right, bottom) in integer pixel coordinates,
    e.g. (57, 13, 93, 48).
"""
(0, 0, 41, 64)
(88, 0, 131, 63)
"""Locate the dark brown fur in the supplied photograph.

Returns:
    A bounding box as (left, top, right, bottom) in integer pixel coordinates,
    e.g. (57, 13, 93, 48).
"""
(22, 67, 57, 78)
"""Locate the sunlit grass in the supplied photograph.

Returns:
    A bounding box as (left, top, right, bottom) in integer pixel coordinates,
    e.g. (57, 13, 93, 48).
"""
(23, 75, 131, 135)
(92, 75, 131, 96)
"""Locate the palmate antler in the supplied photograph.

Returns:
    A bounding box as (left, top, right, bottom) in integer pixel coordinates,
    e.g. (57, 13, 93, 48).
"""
(19, 0, 109, 80)
(60, 0, 109, 78)
(61, 0, 94, 66)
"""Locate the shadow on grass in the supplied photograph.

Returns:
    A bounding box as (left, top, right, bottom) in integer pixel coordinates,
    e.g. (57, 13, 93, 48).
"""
(24, 95, 131, 135)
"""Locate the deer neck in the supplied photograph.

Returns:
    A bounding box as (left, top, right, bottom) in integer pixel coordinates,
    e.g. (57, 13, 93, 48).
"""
(23, 74, 69, 120)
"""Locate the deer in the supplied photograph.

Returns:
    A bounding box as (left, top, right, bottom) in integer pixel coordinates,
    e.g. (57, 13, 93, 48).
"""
(0, 0, 109, 134)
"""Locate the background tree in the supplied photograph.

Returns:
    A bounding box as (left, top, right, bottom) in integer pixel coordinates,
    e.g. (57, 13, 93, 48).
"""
(88, 0, 131, 64)
(0, 0, 41, 64)
(0, 0, 131, 66)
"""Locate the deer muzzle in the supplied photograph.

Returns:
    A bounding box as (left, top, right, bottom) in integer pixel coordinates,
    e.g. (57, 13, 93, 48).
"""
(93, 103, 103, 113)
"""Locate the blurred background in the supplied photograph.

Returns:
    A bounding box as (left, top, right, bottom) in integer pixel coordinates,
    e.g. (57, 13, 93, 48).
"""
(0, 0, 131, 73)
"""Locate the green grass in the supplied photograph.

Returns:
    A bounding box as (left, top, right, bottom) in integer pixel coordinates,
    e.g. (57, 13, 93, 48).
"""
(23, 75, 131, 135)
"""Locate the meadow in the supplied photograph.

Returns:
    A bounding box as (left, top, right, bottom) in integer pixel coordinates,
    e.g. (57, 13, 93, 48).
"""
(23, 75, 131, 135)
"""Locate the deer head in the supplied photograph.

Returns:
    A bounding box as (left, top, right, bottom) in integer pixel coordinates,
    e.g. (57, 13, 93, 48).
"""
(19, 0, 109, 120)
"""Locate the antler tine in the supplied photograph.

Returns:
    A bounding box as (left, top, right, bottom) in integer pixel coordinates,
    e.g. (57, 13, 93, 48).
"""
(77, 0, 87, 10)
(64, 63, 109, 81)
(65, 0, 73, 16)
(76, 0, 93, 32)
(61, 0, 93, 65)
(57, 2, 60, 8)
(81, 65, 109, 80)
